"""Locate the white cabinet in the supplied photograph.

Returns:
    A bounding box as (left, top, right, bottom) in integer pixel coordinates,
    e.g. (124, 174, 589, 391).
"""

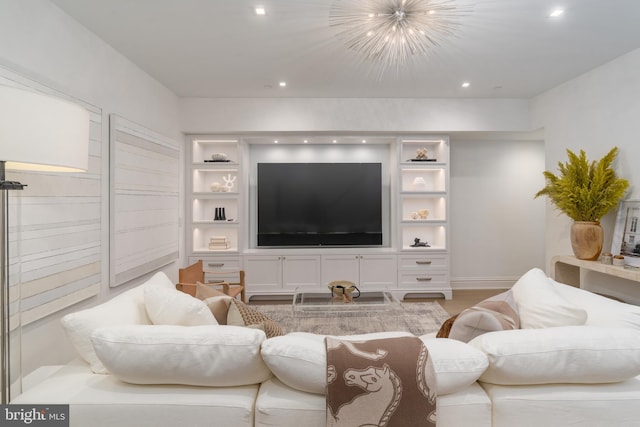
(244, 254, 321, 296)
(397, 254, 452, 298)
(321, 254, 397, 290)
(187, 137, 244, 254)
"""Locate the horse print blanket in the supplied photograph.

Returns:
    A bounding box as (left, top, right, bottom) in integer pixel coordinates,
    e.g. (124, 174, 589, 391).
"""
(325, 336, 436, 427)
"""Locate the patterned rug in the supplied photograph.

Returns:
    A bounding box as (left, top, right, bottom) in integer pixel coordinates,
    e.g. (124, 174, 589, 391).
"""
(252, 301, 450, 336)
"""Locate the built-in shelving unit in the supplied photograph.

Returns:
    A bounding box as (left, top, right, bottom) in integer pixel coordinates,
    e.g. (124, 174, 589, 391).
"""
(188, 137, 243, 254)
(396, 138, 452, 298)
(185, 135, 452, 300)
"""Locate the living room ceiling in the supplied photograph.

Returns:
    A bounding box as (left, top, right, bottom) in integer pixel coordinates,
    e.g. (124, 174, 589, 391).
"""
(50, 0, 640, 99)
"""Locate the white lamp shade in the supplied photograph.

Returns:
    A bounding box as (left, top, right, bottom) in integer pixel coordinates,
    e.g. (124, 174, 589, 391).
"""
(0, 85, 89, 172)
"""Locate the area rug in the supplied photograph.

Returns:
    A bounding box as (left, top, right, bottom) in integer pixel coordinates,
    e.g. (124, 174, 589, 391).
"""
(252, 301, 450, 336)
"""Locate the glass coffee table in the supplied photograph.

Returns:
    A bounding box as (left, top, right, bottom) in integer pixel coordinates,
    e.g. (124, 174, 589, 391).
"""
(290, 289, 402, 334)
(292, 289, 397, 314)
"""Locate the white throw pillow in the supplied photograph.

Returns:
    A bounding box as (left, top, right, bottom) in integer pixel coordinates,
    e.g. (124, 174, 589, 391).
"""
(511, 268, 587, 328)
(469, 326, 640, 385)
(91, 324, 272, 386)
(61, 285, 151, 374)
(419, 336, 489, 395)
(144, 272, 217, 326)
(551, 278, 640, 329)
(260, 331, 486, 395)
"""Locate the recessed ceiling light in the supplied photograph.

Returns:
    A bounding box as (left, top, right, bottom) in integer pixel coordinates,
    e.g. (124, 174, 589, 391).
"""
(362, 139, 367, 143)
(255, 6, 266, 16)
(279, 81, 287, 87)
(303, 139, 308, 143)
(549, 9, 564, 17)
(332, 140, 337, 144)
(273, 140, 278, 144)
(461, 81, 470, 88)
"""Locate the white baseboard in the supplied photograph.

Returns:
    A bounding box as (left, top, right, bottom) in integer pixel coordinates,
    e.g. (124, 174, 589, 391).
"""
(450, 276, 518, 290)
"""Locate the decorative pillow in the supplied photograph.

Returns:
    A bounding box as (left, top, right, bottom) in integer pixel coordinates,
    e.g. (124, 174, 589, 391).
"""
(260, 331, 486, 396)
(447, 289, 520, 342)
(204, 295, 233, 325)
(468, 326, 640, 385)
(436, 314, 458, 338)
(551, 278, 640, 330)
(511, 268, 587, 328)
(195, 282, 227, 300)
(144, 273, 217, 326)
(61, 284, 151, 374)
(227, 299, 283, 338)
(91, 324, 272, 386)
(419, 336, 489, 394)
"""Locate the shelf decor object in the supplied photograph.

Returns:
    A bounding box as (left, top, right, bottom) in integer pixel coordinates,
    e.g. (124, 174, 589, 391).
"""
(535, 147, 629, 261)
(0, 84, 89, 403)
(329, 0, 469, 72)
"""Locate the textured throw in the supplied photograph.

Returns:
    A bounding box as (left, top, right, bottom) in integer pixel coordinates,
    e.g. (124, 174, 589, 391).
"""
(325, 336, 436, 427)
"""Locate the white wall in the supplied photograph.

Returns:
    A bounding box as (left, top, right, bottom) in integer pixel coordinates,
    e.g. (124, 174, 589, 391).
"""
(449, 137, 546, 287)
(531, 48, 640, 271)
(0, 0, 183, 375)
(180, 97, 531, 133)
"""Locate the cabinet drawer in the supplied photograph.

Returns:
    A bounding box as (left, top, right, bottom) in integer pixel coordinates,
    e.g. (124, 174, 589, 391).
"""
(398, 270, 449, 289)
(398, 254, 448, 270)
(189, 256, 242, 271)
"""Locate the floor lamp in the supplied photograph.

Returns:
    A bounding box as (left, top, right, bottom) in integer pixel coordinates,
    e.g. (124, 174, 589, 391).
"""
(0, 85, 89, 403)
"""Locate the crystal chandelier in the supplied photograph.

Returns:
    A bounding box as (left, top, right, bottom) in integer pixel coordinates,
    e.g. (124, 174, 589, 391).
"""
(329, 0, 467, 71)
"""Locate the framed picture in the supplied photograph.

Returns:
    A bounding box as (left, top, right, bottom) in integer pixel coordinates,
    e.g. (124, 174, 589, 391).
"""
(611, 200, 640, 268)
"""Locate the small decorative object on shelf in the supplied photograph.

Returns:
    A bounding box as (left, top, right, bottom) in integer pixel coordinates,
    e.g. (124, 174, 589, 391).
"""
(214, 207, 227, 221)
(208, 236, 230, 250)
(210, 182, 229, 192)
(601, 253, 613, 265)
(418, 209, 429, 219)
(222, 173, 236, 192)
(411, 211, 419, 219)
(211, 153, 228, 161)
(613, 255, 626, 267)
(409, 147, 437, 162)
(410, 238, 430, 247)
(413, 176, 426, 189)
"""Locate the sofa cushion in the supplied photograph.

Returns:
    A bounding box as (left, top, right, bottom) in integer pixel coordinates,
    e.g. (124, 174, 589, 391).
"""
(551, 278, 640, 329)
(260, 331, 487, 396)
(511, 268, 587, 328)
(144, 273, 217, 326)
(446, 290, 520, 342)
(227, 299, 284, 338)
(60, 283, 151, 374)
(469, 326, 640, 385)
(91, 324, 272, 386)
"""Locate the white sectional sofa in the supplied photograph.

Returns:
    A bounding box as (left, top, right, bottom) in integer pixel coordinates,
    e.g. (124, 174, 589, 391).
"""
(13, 268, 640, 427)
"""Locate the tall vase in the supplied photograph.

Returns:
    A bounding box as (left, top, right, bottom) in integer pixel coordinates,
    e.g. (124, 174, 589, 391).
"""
(570, 221, 604, 261)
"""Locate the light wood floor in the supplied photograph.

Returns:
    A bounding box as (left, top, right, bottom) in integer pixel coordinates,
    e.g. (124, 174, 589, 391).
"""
(407, 289, 506, 316)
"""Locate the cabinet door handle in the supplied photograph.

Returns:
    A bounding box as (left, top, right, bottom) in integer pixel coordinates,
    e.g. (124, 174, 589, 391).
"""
(416, 277, 432, 282)
(415, 260, 432, 265)
(207, 263, 224, 268)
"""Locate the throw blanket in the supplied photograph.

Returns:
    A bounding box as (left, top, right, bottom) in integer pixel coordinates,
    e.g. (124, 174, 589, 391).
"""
(325, 336, 436, 427)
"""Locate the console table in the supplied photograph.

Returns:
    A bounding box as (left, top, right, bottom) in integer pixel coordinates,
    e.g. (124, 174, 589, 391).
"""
(551, 255, 640, 304)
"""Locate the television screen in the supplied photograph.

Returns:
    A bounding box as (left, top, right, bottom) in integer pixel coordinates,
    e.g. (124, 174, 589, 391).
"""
(257, 163, 383, 247)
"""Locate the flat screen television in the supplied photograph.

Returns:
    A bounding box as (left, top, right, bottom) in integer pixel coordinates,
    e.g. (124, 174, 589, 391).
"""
(257, 163, 383, 247)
